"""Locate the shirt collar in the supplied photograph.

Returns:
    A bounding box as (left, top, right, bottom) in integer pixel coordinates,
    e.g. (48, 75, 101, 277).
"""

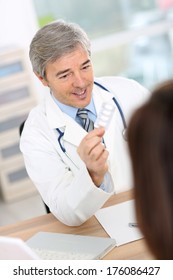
(51, 92, 96, 120)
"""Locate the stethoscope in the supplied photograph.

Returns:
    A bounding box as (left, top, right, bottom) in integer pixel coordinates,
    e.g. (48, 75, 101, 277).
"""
(56, 81, 127, 162)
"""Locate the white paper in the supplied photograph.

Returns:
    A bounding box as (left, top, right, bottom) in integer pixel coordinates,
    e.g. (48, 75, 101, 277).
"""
(95, 199, 143, 246)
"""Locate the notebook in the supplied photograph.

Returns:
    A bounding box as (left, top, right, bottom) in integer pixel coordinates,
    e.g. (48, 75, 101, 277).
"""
(95, 199, 143, 246)
(0, 232, 116, 260)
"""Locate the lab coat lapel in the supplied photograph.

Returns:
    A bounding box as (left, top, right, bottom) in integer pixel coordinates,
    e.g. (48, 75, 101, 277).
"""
(63, 117, 87, 147)
(45, 92, 87, 147)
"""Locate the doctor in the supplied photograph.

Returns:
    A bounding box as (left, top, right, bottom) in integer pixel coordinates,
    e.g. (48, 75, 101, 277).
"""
(20, 20, 149, 226)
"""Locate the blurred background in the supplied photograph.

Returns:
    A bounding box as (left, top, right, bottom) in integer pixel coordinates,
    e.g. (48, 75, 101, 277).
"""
(1, 0, 173, 225)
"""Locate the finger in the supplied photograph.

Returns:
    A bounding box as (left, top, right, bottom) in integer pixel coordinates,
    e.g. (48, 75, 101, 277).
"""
(89, 142, 106, 160)
(85, 127, 105, 140)
(88, 149, 109, 173)
(79, 134, 104, 156)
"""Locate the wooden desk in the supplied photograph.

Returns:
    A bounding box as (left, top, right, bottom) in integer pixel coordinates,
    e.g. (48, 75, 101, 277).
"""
(0, 190, 154, 260)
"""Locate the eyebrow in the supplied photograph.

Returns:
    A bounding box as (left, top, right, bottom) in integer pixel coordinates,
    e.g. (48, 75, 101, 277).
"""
(55, 59, 91, 77)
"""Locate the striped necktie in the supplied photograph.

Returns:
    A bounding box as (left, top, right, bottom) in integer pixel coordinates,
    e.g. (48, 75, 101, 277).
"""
(77, 108, 94, 132)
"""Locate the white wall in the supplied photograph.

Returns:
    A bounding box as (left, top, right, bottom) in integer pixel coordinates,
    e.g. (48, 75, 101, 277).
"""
(0, 0, 38, 49)
(0, 0, 47, 100)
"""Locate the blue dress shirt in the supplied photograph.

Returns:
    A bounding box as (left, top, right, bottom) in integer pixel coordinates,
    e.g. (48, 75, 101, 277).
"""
(52, 94, 97, 124)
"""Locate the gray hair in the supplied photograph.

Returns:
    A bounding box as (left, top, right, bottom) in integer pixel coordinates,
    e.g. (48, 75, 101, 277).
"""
(29, 20, 91, 79)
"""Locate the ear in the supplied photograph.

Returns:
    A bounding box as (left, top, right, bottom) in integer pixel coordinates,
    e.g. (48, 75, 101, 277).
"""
(34, 72, 49, 87)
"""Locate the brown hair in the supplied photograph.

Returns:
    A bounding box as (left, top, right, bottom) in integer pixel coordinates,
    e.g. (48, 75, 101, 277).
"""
(128, 80, 173, 259)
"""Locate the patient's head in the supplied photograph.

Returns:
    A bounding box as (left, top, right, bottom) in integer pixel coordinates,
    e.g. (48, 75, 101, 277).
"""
(128, 80, 173, 259)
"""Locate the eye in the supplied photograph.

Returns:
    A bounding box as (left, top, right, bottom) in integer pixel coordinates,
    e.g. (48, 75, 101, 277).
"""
(59, 72, 71, 80)
(81, 64, 91, 70)
(59, 74, 68, 79)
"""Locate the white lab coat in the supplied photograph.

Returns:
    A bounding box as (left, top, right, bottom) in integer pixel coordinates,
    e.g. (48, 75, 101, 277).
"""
(20, 76, 149, 226)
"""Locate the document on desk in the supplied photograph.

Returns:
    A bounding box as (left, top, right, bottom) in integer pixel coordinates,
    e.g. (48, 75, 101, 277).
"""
(95, 199, 143, 246)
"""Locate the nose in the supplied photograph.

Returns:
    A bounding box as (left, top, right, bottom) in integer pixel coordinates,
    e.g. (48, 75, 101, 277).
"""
(72, 72, 85, 88)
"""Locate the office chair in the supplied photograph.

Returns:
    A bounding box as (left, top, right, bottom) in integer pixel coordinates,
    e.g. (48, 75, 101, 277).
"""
(19, 121, 50, 214)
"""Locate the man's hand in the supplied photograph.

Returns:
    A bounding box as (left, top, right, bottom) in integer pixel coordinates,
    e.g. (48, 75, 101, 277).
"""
(77, 127, 109, 186)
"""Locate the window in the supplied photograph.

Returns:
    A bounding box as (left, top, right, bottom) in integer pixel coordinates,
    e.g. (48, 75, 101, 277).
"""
(33, 0, 173, 89)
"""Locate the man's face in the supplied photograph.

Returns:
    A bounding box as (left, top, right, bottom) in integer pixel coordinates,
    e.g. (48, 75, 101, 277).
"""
(37, 45, 94, 108)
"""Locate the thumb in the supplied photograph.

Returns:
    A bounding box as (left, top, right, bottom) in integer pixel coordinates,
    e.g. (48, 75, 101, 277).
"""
(94, 126, 105, 137)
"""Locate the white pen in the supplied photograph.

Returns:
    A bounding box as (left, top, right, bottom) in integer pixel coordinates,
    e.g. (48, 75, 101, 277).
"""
(128, 222, 138, 228)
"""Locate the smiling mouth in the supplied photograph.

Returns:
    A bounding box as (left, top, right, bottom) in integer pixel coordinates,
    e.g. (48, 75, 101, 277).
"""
(73, 89, 87, 99)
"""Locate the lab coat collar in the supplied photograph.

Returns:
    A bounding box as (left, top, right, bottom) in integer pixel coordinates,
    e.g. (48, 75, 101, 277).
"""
(45, 92, 66, 128)
(45, 92, 87, 146)
(92, 82, 115, 115)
